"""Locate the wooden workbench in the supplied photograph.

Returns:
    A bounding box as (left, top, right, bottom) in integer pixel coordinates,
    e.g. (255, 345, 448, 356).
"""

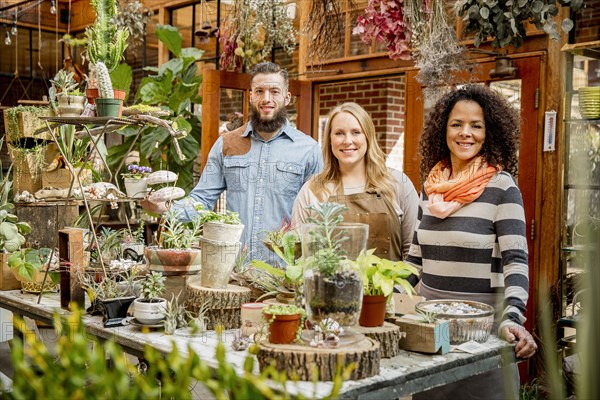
(0, 290, 516, 399)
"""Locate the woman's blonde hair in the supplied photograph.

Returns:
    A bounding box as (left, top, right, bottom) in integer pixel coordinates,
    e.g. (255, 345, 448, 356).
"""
(310, 102, 397, 203)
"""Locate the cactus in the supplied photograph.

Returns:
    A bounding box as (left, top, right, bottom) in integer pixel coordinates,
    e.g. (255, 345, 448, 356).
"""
(96, 62, 113, 99)
(85, 0, 129, 72)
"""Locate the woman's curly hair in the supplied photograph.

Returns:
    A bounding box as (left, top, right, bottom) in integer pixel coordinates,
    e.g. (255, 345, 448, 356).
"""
(418, 84, 520, 182)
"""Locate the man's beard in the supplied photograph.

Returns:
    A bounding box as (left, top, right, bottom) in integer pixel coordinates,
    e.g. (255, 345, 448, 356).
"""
(250, 103, 288, 134)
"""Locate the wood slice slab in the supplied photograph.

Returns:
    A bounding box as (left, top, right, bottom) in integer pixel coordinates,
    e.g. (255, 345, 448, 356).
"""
(204, 308, 241, 330)
(185, 278, 251, 310)
(256, 337, 380, 381)
(354, 322, 405, 358)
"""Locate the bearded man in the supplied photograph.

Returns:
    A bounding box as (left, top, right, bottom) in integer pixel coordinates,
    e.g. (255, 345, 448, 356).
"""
(170, 62, 323, 262)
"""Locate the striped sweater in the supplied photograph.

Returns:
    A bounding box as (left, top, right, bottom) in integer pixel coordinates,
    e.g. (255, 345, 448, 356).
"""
(406, 171, 529, 331)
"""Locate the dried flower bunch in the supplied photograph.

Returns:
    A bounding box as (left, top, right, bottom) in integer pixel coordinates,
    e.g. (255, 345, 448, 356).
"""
(455, 0, 585, 48)
(219, 0, 297, 71)
(122, 164, 152, 179)
(407, 0, 470, 91)
(353, 0, 412, 60)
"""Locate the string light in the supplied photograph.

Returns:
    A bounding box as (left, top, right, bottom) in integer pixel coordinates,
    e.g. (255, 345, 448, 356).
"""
(50, 0, 56, 15)
(4, 29, 11, 46)
(11, 14, 18, 36)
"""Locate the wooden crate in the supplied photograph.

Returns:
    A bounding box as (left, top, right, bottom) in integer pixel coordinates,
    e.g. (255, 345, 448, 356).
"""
(14, 203, 80, 249)
(1, 253, 20, 291)
(391, 315, 450, 354)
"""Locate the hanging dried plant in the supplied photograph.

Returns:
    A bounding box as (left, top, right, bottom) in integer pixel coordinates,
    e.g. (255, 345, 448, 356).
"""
(408, 0, 471, 93)
(113, 0, 154, 55)
(219, 0, 298, 72)
(353, 0, 412, 60)
(303, 0, 356, 64)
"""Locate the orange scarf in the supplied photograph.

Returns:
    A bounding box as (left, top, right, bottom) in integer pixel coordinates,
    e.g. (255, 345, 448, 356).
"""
(424, 157, 498, 218)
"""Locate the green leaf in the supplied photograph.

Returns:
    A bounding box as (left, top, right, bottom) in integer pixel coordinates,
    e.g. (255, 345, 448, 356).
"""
(15, 221, 31, 234)
(373, 270, 393, 297)
(155, 24, 182, 57)
(480, 7, 490, 19)
(159, 58, 183, 77)
(251, 260, 285, 277)
(109, 63, 133, 100)
(532, 1, 544, 13)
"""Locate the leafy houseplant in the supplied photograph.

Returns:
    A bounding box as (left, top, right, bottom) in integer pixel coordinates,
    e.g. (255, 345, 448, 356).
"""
(357, 249, 418, 327)
(107, 24, 203, 192)
(262, 304, 306, 344)
(455, 0, 585, 48)
(301, 203, 367, 328)
(0, 202, 31, 253)
(133, 271, 167, 325)
(8, 248, 60, 293)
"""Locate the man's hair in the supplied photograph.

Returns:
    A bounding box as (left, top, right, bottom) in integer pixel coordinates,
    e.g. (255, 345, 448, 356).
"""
(250, 62, 289, 91)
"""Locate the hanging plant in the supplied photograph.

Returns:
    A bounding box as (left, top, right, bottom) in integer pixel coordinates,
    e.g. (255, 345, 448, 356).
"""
(455, 0, 586, 49)
(353, 0, 412, 60)
(219, 0, 298, 72)
(407, 0, 471, 92)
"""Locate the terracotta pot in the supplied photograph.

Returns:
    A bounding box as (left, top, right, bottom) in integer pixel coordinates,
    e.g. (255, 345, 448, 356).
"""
(86, 88, 99, 105)
(264, 313, 301, 344)
(113, 89, 126, 116)
(359, 295, 387, 327)
(145, 247, 201, 276)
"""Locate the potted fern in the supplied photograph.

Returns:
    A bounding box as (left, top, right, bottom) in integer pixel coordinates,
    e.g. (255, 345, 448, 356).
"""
(357, 249, 418, 327)
(145, 209, 202, 275)
(133, 271, 167, 325)
(301, 203, 368, 330)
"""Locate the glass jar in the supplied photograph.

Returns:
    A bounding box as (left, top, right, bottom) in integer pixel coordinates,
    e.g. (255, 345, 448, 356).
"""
(301, 222, 368, 329)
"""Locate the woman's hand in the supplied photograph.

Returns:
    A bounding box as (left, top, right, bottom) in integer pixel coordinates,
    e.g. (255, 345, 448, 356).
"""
(500, 325, 538, 359)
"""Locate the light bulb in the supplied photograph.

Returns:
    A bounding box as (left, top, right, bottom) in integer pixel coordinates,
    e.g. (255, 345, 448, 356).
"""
(11, 24, 17, 36)
(50, 0, 56, 15)
(5, 31, 11, 46)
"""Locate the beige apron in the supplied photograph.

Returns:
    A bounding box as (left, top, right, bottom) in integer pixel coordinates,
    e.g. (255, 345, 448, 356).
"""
(329, 184, 403, 260)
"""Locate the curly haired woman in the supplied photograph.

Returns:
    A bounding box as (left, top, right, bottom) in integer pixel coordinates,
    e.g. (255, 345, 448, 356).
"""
(292, 102, 418, 260)
(407, 85, 537, 399)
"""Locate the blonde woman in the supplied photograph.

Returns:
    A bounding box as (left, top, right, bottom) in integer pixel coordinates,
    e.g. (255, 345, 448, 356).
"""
(292, 102, 418, 260)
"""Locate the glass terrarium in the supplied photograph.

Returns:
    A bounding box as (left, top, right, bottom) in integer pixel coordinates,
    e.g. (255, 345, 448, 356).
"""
(301, 219, 368, 344)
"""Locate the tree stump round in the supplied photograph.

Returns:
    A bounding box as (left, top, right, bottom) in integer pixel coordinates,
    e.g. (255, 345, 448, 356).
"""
(184, 277, 251, 330)
(256, 337, 380, 381)
(354, 322, 405, 358)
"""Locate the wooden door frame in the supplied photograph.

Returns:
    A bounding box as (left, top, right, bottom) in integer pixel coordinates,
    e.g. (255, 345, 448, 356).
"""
(200, 69, 313, 171)
(404, 54, 543, 344)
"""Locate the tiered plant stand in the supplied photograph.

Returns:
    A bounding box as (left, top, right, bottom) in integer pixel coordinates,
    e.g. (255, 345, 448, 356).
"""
(355, 321, 405, 358)
(256, 337, 381, 381)
(184, 277, 251, 330)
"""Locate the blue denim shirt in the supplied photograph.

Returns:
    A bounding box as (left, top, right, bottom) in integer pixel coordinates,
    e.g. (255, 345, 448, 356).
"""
(173, 120, 323, 262)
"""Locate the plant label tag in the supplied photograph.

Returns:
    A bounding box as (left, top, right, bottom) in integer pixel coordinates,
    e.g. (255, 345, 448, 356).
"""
(544, 110, 557, 152)
(453, 340, 488, 354)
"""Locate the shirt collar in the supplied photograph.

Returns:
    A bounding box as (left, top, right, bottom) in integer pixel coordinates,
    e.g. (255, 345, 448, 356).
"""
(243, 120, 299, 142)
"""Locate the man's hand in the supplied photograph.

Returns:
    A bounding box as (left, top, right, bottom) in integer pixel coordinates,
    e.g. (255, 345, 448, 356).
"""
(500, 325, 538, 359)
(140, 198, 170, 215)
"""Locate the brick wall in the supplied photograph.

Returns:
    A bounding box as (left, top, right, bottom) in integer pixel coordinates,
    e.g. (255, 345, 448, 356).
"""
(317, 76, 406, 171)
(573, 0, 600, 43)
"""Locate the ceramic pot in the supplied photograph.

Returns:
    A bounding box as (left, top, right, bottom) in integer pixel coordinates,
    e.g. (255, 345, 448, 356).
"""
(264, 312, 301, 344)
(202, 222, 244, 242)
(359, 295, 387, 327)
(57, 94, 85, 117)
(133, 297, 167, 324)
(241, 302, 267, 336)
(98, 296, 135, 328)
(123, 177, 148, 198)
(145, 247, 201, 276)
(199, 237, 241, 289)
(96, 98, 123, 117)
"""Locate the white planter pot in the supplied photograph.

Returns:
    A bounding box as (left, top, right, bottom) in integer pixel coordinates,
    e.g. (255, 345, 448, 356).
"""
(57, 95, 86, 117)
(200, 237, 241, 289)
(133, 297, 167, 324)
(202, 222, 244, 242)
(123, 177, 148, 198)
